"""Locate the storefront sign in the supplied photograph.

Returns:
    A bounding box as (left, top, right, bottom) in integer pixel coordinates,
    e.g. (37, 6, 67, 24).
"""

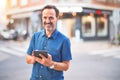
(83, 8, 112, 15)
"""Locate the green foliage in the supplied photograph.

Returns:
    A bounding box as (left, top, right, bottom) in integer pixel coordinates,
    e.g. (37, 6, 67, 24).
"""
(118, 34, 120, 42)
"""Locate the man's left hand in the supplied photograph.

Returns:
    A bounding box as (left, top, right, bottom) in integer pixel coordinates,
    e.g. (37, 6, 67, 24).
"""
(34, 54, 54, 67)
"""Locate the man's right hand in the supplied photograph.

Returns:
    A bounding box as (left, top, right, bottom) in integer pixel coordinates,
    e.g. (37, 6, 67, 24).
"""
(26, 54, 36, 64)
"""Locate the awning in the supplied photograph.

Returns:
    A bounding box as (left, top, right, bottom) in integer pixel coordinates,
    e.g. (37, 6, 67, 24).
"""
(57, 6, 83, 12)
(11, 12, 33, 19)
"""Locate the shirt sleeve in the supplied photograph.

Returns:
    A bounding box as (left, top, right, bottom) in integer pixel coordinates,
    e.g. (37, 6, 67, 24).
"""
(61, 38, 72, 61)
(27, 33, 35, 55)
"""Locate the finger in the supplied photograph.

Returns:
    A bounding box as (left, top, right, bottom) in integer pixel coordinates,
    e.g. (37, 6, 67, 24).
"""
(48, 54, 51, 57)
(32, 53, 34, 56)
(35, 57, 42, 62)
(39, 54, 46, 59)
(34, 56, 38, 61)
(48, 54, 52, 59)
(36, 57, 45, 64)
(32, 51, 34, 54)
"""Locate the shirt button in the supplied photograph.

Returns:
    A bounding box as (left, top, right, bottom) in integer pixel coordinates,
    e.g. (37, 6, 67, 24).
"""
(41, 66, 43, 68)
(40, 75, 42, 78)
(44, 47, 46, 49)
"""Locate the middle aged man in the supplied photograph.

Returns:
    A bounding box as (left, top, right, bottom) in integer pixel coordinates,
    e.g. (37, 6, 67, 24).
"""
(26, 5, 72, 80)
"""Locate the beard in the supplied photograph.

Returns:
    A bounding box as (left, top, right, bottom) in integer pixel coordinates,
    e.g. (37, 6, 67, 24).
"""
(44, 22, 53, 32)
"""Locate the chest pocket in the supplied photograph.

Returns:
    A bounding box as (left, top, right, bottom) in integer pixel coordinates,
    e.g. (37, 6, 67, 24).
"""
(48, 45, 62, 62)
(34, 35, 44, 50)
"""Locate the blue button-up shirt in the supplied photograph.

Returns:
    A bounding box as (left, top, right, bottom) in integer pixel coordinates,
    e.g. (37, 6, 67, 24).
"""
(27, 29, 72, 80)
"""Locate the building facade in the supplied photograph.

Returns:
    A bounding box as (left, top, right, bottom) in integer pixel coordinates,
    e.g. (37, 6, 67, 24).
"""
(5, 0, 120, 41)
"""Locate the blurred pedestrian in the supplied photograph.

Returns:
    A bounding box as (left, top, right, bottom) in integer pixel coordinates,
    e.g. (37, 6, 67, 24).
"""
(26, 5, 72, 80)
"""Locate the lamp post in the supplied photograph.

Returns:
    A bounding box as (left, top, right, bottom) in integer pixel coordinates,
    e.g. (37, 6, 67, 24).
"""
(112, 9, 120, 45)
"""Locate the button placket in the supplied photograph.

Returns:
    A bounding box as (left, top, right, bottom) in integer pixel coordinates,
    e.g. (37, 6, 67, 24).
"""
(43, 38, 48, 50)
(39, 75, 42, 78)
(41, 66, 43, 68)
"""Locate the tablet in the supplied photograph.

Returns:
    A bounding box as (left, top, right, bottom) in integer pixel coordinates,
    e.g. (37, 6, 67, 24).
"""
(33, 50, 48, 58)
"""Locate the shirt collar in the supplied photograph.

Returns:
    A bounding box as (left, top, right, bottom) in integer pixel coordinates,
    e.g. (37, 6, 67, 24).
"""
(41, 29, 45, 37)
(41, 29, 58, 39)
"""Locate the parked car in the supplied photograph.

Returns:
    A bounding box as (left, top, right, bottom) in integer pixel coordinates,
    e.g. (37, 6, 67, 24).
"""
(0, 29, 18, 40)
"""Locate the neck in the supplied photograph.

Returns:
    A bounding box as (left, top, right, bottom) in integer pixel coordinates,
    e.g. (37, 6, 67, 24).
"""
(46, 30, 53, 38)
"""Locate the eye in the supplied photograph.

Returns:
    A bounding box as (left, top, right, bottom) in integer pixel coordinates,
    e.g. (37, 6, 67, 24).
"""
(43, 16, 47, 19)
(49, 17, 54, 20)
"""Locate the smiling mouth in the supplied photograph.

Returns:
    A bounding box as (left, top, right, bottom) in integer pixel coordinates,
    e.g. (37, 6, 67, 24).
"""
(45, 24, 53, 31)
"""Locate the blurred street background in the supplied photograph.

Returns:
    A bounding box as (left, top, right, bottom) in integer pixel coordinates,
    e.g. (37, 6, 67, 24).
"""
(0, 39, 120, 80)
(0, 0, 120, 80)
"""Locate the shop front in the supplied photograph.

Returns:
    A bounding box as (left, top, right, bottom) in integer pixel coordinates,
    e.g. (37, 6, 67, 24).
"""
(7, 6, 112, 41)
(57, 8, 112, 41)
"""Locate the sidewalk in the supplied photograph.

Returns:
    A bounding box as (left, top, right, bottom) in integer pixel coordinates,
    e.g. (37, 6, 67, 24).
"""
(71, 40, 120, 54)
(6, 38, 120, 54)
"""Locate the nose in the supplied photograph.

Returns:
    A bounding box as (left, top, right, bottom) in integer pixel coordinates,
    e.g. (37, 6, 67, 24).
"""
(46, 18, 51, 23)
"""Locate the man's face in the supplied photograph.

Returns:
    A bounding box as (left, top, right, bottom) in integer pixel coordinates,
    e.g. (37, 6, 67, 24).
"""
(42, 9, 58, 32)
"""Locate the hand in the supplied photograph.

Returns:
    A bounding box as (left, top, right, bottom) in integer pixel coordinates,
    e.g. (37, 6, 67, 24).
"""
(26, 53, 36, 64)
(34, 54, 54, 67)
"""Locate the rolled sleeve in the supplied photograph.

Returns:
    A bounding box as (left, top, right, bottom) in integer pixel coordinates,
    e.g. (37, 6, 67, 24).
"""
(27, 34, 35, 55)
(61, 38, 72, 61)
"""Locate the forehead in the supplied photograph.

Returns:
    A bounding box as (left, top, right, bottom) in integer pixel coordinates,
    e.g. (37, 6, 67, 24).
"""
(42, 9, 56, 16)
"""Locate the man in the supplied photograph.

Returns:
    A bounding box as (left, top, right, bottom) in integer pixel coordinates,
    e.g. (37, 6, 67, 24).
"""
(26, 5, 72, 80)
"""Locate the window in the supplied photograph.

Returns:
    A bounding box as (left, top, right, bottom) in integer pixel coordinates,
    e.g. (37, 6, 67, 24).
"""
(106, 0, 115, 3)
(31, 0, 40, 3)
(83, 21, 91, 33)
(96, 16, 108, 36)
(11, 0, 17, 7)
(118, 0, 120, 4)
(20, 0, 28, 6)
(82, 15, 95, 37)
(98, 0, 105, 1)
(58, 0, 69, 2)
(95, 0, 105, 2)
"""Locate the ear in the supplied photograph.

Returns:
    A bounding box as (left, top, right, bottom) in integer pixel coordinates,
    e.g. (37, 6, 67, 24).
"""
(56, 16, 59, 21)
